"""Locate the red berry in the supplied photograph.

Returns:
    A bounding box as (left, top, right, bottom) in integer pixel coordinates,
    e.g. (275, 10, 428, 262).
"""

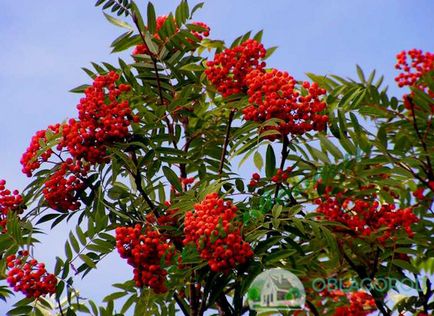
(6, 253, 57, 298)
(205, 39, 266, 97)
(183, 193, 253, 272)
(115, 225, 175, 294)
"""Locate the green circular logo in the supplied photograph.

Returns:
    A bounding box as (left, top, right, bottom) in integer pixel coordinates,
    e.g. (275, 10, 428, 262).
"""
(247, 268, 306, 313)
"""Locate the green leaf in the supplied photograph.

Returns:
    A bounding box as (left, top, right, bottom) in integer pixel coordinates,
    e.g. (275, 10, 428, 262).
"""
(305, 144, 330, 164)
(175, 1, 189, 26)
(130, 1, 145, 32)
(162, 166, 182, 192)
(144, 31, 158, 55)
(69, 84, 90, 94)
(65, 242, 73, 261)
(7, 306, 33, 315)
(265, 144, 276, 178)
(253, 30, 263, 42)
(121, 294, 137, 314)
(103, 291, 128, 302)
(76, 226, 87, 245)
(393, 259, 418, 274)
(264, 249, 296, 264)
(264, 46, 277, 60)
(356, 64, 366, 83)
(146, 2, 156, 34)
(377, 125, 387, 148)
(191, 2, 204, 17)
(179, 63, 204, 72)
(79, 254, 97, 269)
(69, 232, 80, 253)
(104, 13, 133, 30)
(253, 151, 263, 170)
(318, 134, 343, 160)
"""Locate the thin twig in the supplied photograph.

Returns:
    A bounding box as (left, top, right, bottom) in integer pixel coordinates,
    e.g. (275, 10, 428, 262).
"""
(130, 152, 156, 212)
(340, 245, 391, 316)
(174, 292, 190, 316)
(409, 99, 434, 180)
(218, 109, 235, 175)
(57, 297, 65, 316)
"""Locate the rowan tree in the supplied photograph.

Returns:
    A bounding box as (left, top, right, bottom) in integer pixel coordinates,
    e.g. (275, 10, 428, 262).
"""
(0, 1, 433, 315)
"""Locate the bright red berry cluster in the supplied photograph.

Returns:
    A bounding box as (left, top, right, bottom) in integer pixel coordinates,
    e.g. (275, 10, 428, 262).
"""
(395, 49, 434, 88)
(413, 182, 434, 201)
(334, 290, 376, 316)
(243, 69, 328, 140)
(306, 289, 376, 316)
(42, 159, 89, 212)
(20, 124, 62, 177)
(115, 225, 175, 293)
(183, 193, 253, 272)
(6, 251, 57, 298)
(0, 180, 23, 233)
(132, 16, 209, 55)
(271, 167, 293, 183)
(61, 72, 133, 164)
(21, 72, 135, 212)
(181, 177, 195, 186)
(315, 193, 418, 242)
(395, 49, 434, 111)
(248, 172, 261, 187)
(146, 201, 180, 228)
(205, 39, 266, 97)
(191, 21, 210, 41)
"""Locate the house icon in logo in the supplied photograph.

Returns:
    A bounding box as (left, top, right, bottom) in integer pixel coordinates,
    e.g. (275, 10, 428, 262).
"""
(248, 268, 305, 312)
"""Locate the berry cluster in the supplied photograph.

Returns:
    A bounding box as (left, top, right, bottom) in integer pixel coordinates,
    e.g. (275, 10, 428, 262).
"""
(243, 69, 328, 140)
(181, 177, 195, 187)
(304, 288, 376, 316)
(61, 72, 133, 164)
(395, 49, 434, 88)
(0, 180, 23, 233)
(271, 167, 293, 183)
(413, 182, 434, 201)
(395, 49, 434, 111)
(20, 124, 62, 177)
(146, 201, 180, 228)
(183, 193, 253, 272)
(334, 290, 376, 316)
(21, 72, 135, 212)
(248, 172, 261, 187)
(205, 39, 266, 97)
(6, 251, 57, 298)
(132, 16, 209, 55)
(191, 21, 210, 41)
(115, 225, 175, 293)
(315, 193, 418, 242)
(42, 159, 89, 212)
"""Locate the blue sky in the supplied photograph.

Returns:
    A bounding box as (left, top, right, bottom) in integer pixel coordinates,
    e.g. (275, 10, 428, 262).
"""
(0, 0, 433, 314)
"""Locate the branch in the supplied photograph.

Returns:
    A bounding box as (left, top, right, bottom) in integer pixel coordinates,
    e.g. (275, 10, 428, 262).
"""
(340, 246, 391, 316)
(218, 109, 235, 175)
(414, 273, 432, 313)
(273, 135, 297, 205)
(305, 299, 320, 316)
(130, 152, 157, 213)
(130, 9, 179, 152)
(409, 99, 434, 180)
(190, 274, 199, 316)
(215, 295, 234, 315)
(370, 247, 381, 279)
(174, 292, 191, 316)
(56, 297, 65, 316)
